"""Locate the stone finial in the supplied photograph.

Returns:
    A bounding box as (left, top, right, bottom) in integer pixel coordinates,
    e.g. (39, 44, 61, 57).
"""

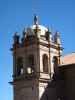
(45, 27, 52, 41)
(13, 32, 20, 44)
(54, 31, 61, 45)
(34, 15, 39, 25)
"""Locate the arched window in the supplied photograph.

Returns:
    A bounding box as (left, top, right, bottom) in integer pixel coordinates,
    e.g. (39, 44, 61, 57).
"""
(53, 56, 58, 73)
(17, 57, 23, 76)
(27, 55, 34, 74)
(43, 54, 48, 73)
(28, 55, 34, 67)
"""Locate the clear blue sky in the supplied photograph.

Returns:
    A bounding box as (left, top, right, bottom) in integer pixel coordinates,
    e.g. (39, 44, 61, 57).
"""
(0, 0, 74, 100)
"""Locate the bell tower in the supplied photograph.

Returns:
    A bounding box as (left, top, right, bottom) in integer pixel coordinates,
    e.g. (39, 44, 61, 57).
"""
(11, 16, 63, 100)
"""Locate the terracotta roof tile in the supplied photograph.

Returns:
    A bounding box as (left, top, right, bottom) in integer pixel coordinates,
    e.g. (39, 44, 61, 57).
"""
(63, 52, 75, 64)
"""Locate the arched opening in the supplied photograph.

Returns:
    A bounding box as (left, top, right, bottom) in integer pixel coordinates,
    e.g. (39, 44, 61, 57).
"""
(28, 55, 34, 67)
(17, 57, 23, 76)
(43, 54, 48, 73)
(53, 56, 58, 73)
(27, 54, 34, 74)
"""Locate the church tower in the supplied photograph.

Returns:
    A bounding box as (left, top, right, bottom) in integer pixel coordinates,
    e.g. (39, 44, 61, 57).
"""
(11, 16, 62, 100)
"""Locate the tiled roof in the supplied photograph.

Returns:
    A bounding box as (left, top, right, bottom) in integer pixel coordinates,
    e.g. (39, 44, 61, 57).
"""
(63, 52, 75, 64)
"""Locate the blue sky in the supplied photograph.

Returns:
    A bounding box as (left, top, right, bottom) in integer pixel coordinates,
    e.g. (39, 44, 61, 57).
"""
(0, 0, 74, 100)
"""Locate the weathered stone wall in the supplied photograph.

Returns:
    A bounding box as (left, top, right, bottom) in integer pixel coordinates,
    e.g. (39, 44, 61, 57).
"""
(59, 64, 75, 100)
(14, 79, 39, 100)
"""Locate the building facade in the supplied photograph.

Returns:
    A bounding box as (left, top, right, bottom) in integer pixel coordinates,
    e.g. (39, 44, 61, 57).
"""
(11, 16, 63, 100)
(11, 16, 75, 100)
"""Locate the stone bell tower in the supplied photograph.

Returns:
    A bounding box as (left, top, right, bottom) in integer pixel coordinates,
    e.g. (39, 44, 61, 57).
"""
(11, 16, 62, 100)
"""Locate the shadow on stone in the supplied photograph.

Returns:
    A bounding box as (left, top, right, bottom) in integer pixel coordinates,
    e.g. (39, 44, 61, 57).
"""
(40, 70, 64, 100)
